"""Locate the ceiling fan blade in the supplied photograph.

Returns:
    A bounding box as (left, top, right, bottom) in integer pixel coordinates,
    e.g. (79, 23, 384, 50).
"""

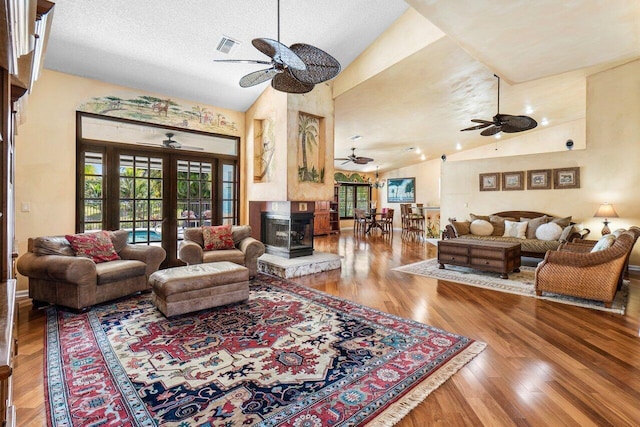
(480, 126, 502, 136)
(271, 71, 314, 94)
(239, 68, 279, 87)
(334, 157, 349, 161)
(500, 115, 538, 131)
(214, 59, 272, 65)
(178, 145, 205, 151)
(470, 119, 495, 125)
(288, 43, 341, 84)
(136, 142, 163, 147)
(354, 157, 374, 164)
(252, 38, 306, 70)
(461, 123, 492, 131)
(341, 160, 351, 165)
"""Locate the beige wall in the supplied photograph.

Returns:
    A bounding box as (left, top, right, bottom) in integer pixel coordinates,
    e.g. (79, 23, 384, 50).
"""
(245, 82, 335, 203)
(245, 86, 288, 202)
(333, 8, 444, 98)
(286, 83, 335, 201)
(378, 159, 441, 229)
(14, 69, 245, 291)
(441, 59, 640, 264)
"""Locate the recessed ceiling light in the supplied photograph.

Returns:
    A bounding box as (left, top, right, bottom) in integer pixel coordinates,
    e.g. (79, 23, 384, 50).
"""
(416, 148, 421, 154)
(421, 154, 426, 161)
(541, 118, 549, 126)
(350, 135, 362, 141)
(525, 106, 534, 114)
(455, 143, 462, 150)
(495, 133, 501, 139)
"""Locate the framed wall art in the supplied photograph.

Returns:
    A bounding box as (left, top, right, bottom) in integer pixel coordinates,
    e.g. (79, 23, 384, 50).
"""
(527, 169, 552, 190)
(553, 167, 580, 189)
(502, 171, 524, 191)
(479, 173, 500, 191)
(387, 177, 415, 202)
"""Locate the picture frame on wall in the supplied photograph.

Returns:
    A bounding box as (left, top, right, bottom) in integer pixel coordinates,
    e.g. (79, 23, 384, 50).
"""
(387, 177, 416, 202)
(553, 167, 580, 189)
(502, 171, 524, 191)
(479, 173, 500, 191)
(527, 169, 552, 190)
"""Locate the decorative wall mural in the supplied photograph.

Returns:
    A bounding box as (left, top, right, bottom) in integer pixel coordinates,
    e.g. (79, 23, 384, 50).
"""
(78, 94, 240, 135)
(254, 116, 275, 182)
(334, 172, 368, 183)
(297, 112, 324, 183)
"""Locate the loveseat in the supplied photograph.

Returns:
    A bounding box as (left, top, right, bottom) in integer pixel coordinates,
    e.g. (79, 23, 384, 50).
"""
(178, 225, 265, 277)
(443, 211, 590, 257)
(17, 230, 166, 310)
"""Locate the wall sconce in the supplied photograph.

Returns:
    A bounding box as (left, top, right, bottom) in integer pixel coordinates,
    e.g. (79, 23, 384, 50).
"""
(593, 202, 618, 235)
(371, 166, 385, 189)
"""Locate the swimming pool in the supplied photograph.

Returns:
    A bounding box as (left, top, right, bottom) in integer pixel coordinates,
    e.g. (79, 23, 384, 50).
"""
(128, 229, 162, 243)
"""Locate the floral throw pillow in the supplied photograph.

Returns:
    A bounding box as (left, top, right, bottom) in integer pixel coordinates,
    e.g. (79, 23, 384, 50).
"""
(65, 230, 121, 263)
(202, 225, 235, 251)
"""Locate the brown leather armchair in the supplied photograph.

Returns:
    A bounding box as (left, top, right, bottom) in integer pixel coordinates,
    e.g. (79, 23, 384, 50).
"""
(178, 225, 265, 277)
(17, 230, 166, 310)
(534, 230, 637, 307)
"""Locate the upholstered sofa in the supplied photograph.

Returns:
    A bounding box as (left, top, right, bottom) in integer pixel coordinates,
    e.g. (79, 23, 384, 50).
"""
(535, 228, 639, 307)
(178, 225, 265, 277)
(17, 230, 166, 310)
(443, 211, 590, 257)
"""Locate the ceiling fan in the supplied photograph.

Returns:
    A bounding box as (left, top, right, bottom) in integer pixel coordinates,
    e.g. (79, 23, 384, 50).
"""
(214, 0, 341, 94)
(461, 74, 537, 136)
(335, 147, 374, 165)
(137, 133, 204, 151)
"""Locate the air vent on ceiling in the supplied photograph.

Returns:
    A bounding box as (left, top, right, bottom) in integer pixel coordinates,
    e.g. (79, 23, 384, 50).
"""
(216, 36, 240, 54)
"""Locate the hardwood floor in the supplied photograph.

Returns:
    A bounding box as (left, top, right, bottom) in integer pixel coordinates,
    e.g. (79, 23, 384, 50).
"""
(13, 230, 640, 426)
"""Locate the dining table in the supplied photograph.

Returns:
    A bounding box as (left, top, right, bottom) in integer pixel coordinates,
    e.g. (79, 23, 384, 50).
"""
(366, 209, 387, 234)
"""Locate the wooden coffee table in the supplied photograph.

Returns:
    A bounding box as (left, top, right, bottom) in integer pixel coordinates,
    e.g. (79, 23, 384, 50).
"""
(438, 239, 521, 279)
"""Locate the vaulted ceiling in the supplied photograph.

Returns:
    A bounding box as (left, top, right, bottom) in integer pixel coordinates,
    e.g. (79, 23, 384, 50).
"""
(44, 1, 640, 172)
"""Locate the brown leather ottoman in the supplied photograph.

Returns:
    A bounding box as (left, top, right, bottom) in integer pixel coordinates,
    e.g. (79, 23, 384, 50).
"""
(149, 261, 249, 317)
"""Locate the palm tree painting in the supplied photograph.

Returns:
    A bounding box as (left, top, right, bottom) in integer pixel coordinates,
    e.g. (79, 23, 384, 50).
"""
(298, 113, 324, 182)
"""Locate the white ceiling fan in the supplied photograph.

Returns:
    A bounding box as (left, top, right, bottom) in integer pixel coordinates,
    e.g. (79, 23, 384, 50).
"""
(137, 133, 204, 151)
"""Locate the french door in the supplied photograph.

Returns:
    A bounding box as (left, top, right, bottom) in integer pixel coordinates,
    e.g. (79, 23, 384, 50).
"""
(78, 145, 238, 266)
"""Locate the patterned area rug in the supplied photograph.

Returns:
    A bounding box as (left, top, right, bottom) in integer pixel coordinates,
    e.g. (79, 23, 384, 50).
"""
(393, 258, 628, 314)
(45, 274, 485, 426)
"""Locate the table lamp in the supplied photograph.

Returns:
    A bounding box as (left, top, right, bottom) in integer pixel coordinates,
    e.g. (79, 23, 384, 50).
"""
(593, 203, 618, 235)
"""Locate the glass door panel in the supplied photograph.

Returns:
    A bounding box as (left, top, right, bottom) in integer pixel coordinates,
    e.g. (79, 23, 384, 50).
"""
(119, 154, 163, 244)
(82, 151, 104, 231)
(177, 159, 213, 235)
(221, 163, 237, 225)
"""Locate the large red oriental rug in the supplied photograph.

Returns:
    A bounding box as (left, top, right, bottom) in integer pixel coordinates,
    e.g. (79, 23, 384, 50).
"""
(45, 274, 485, 426)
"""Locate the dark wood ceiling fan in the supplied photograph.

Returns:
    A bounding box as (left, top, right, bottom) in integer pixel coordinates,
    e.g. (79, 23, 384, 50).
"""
(214, 0, 341, 94)
(461, 74, 537, 136)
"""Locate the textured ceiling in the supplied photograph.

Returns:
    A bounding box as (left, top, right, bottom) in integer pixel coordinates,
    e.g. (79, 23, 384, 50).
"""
(334, 0, 640, 171)
(44, 0, 408, 111)
(44, 1, 640, 173)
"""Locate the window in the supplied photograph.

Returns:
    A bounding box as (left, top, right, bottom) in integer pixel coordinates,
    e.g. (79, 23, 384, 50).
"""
(76, 113, 240, 266)
(337, 184, 371, 219)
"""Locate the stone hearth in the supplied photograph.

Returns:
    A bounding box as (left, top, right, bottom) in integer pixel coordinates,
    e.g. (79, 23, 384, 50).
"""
(258, 251, 342, 279)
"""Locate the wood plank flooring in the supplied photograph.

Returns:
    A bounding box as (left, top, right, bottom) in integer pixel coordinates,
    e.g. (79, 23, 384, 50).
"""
(13, 231, 640, 426)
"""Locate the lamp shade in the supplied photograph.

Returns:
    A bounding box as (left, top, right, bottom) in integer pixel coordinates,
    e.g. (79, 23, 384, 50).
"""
(594, 203, 618, 218)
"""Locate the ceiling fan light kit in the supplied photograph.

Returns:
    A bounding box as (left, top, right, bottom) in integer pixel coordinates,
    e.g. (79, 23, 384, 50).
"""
(461, 74, 537, 136)
(215, 0, 341, 94)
